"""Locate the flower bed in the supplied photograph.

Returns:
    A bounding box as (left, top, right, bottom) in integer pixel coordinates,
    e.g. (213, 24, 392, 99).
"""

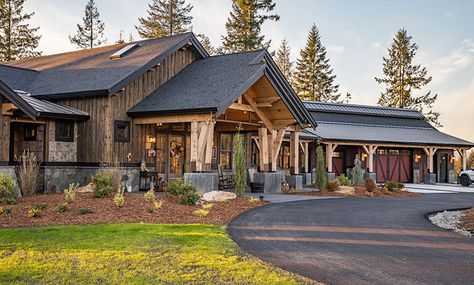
(295, 185, 419, 198)
(0, 192, 266, 228)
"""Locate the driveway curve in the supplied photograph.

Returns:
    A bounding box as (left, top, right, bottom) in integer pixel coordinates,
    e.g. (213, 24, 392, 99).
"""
(228, 194, 474, 285)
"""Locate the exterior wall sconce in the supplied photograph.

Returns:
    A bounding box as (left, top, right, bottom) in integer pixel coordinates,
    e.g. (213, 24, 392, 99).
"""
(415, 154, 422, 163)
(147, 136, 156, 143)
(361, 152, 367, 161)
(449, 154, 455, 164)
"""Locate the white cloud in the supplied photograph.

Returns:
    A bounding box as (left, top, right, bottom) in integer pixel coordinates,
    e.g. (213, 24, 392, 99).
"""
(343, 30, 362, 45)
(371, 42, 382, 49)
(430, 39, 474, 83)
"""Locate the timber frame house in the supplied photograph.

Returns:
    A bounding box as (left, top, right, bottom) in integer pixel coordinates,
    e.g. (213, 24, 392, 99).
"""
(0, 32, 472, 193)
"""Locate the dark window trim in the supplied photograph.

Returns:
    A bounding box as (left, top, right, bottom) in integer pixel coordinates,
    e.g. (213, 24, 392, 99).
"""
(114, 120, 131, 143)
(55, 120, 75, 142)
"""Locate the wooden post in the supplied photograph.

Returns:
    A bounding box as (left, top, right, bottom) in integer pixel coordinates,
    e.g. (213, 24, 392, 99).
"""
(258, 126, 268, 172)
(462, 149, 467, 171)
(0, 114, 10, 162)
(196, 122, 209, 172)
(362, 145, 378, 173)
(268, 130, 277, 172)
(204, 121, 215, 172)
(190, 121, 198, 172)
(303, 142, 309, 173)
(290, 131, 299, 175)
(326, 143, 333, 173)
(423, 147, 437, 173)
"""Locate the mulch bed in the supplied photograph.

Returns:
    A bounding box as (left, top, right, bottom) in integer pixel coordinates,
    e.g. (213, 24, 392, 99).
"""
(460, 208, 474, 233)
(0, 192, 266, 228)
(293, 186, 420, 198)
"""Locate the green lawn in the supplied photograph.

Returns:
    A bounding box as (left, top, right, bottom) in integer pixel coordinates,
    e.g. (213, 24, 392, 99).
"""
(0, 224, 310, 284)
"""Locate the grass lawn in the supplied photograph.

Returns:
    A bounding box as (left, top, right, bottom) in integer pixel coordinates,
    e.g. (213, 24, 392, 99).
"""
(0, 224, 311, 284)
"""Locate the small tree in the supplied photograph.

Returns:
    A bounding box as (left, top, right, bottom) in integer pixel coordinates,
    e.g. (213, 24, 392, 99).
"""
(233, 129, 246, 196)
(315, 145, 326, 190)
(69, 0, 106, 49)
(351, 154, 364, 185)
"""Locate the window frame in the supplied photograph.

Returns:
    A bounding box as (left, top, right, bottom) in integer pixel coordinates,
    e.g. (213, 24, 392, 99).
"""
(114, 120, 131, 143)
(55, 120, 75, 142)
(24, 124, 37, 141)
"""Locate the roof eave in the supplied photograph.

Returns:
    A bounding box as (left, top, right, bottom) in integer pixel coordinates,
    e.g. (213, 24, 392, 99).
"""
(0, 80, 37, 120)
(127, 107, 217, 118)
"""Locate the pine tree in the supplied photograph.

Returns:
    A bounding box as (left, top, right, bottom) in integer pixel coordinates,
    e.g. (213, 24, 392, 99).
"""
(221, 0, 279, 53)
(375, 28, 440, 126)
(275, 39, 293, 80)
(0, 0, 41, 61)
(69, 0, 106, 49)
(136, 0, 193, 39)
(197, 34, 217, 55)
(293, 24, 339, 102)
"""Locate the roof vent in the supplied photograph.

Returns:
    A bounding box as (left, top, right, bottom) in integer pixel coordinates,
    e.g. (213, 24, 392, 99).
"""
(109, 43, 141, 60)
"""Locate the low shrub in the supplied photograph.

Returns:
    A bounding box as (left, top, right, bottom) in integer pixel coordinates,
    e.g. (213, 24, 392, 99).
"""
(396, 182, 405, 190)
(146, 207, 154, 214)
(114, 186, 125, 207)
(248, 198, 260, 204)
(365, 179, 376, 193)
(202, 203, 214, 210)
(385, 181, 397, 192)
(154, 199, 164, 209)
(0, 207, 5, 215)
(33, 202, 48, 210)
(337, 174, 351, 186)
(166, 179, 200, 205)
(325, 180, 340, 192)
(91, 173, 114, 198)
(27, 207, 42, 218)
(0, 172, 17, 204)
(16, 150, 40, 196)
(144, 188, 156, 203)
(79, 208, 93, 215)
(193, 208, 209, 217)
(64, 183, 79, 202)
(55, 202, 69, 212)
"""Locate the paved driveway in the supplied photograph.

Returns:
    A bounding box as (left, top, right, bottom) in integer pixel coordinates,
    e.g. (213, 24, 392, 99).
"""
(228, 194, 474, 285)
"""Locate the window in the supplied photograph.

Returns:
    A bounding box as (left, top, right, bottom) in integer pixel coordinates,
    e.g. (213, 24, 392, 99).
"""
(219, 134, 233, 169)
(24, 124, 37, 141)
(114, 120, 130, 142)
(55, 120, 74, 142)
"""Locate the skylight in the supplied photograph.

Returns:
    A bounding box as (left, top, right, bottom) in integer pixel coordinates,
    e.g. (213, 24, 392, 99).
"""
(109, 43, 141, 60)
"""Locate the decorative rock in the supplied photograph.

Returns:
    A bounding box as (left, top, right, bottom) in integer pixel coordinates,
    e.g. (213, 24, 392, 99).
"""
(202, 191, 237, 202)
(429, 210, 472, 237)
(336, 186, 355, 195)
(77, 183, 93, 193)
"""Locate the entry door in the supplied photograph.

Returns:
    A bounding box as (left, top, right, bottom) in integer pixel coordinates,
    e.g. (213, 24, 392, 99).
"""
(169, 135, 185, 181)
(438, 154, 448, 183)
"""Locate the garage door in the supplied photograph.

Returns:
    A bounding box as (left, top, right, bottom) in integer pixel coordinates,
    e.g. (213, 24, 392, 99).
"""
(374, 149, 412, 183)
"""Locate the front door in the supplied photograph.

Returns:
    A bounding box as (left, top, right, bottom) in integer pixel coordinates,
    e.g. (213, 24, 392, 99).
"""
(438, 154, 448, 183)
(169, 135, 185, 181)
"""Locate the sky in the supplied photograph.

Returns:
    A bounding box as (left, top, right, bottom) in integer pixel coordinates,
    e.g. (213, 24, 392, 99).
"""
(23, 0, 474, 144)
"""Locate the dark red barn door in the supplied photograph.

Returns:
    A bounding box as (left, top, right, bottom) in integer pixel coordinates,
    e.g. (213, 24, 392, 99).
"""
(374, 149, 412, 183)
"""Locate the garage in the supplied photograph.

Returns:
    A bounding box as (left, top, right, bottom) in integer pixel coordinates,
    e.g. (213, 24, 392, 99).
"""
(374, 149, 412, 183)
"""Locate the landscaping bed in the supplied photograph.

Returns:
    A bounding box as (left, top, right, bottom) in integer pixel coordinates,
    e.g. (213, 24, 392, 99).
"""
(430, 209, 473, 237)
(0, 224, 312, 284)
(460, 208, 474, 234)
(0, 192, 266, 228)
(297, 185, 419, 198)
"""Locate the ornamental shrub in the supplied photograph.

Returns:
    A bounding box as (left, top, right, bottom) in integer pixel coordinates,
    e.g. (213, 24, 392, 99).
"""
(0, 172, 17, 204)
(233, 131, 247, 197)
(91, 173, 114, 198)
(325, 180, 339, 192)
(351, 154, 364, 185)
(193, 208, 209, 217)
(143, 188, 156, 203)
(55, 202, 69, 212)
(64, 183, 79, 202)
(365, 178, 376, 193)
(385, 181, 397, 192)
(114, 186, 125, 207)
(16, 150, 40, 196)
(166, 179, 200, 205)
(27, 207, 42, 218)
(79, 208, 93, 215)
(337, 174, 351, 186)
(315, 145, 326, 190)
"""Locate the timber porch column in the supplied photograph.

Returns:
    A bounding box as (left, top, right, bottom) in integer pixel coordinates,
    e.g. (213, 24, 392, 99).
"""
(190, 120, 215, 172)
(423, 147, 438, 184)
(289, 130, 299, 175)
(362, 145, 378, 181)
(258, 125, 269, 172)
(462, 149, 467, 171)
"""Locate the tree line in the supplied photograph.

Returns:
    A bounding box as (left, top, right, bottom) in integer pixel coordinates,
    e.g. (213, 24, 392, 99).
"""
(0, 0, 440, 125)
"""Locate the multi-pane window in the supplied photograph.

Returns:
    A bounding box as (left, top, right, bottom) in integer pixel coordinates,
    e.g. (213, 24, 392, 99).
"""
(55, 120, 74, 142)
(24, 124, 37, 141)
(219, 133, 233, 169)
(114, 120, 130, 142)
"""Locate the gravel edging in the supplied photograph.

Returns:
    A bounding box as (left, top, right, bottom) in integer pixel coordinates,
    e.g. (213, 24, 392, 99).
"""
(429, 210, 473, 237)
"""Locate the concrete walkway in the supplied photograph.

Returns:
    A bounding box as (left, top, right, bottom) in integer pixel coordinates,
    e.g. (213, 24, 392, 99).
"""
(245, 193, 337, 203)
(406, 183, 474, 193)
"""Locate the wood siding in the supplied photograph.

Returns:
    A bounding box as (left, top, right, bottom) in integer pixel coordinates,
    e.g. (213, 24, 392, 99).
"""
(56, 48, 197, 163)
(0, 96, 11, 162)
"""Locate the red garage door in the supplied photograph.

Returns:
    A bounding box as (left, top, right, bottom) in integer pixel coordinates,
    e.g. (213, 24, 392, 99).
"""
(374, 149, 412, 183)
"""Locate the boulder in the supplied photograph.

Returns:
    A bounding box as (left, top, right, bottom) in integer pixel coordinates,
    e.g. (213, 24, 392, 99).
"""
(202, 191, 237, 202)
(76, 183, 93, 193)
(336, 186, 355, 196)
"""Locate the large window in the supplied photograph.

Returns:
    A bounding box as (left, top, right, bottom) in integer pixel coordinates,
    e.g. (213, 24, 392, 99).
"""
(55, 120, 74, 142)
(219, 133, 233, 169)
(114, 120, 130, 143)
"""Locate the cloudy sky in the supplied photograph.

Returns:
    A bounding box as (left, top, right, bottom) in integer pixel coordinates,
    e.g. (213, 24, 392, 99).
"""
(24, 0, 474, 143)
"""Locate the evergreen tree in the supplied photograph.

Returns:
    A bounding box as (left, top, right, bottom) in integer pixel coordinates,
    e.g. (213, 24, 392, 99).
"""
(136, 0, 193, 39)
(233, 130, 246, 197)
(197, 34, 217, 55)
(293, 24, 339, 102)
(221, 0, 279, 53)
(375, 28, 440, 126)
(0, 0, 41, 61)
(69, 0, 106, 49)
(115, 30, 125, 44)
(315, 145, 326, 190)
(275, 39, 293, 80)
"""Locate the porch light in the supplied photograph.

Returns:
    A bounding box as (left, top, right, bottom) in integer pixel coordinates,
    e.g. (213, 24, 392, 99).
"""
(147, 136, 156, 143)
(157, 123, 162, 126)
(415, 154, 422, 162)
(450, 154, 455, 163)
(361, 153, 367, 161)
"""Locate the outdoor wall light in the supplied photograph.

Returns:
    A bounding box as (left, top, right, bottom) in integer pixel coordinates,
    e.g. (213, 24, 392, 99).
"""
(415, 154, 422, 162)
(147, 136, 156, 143)
(361, 153, 367, 161)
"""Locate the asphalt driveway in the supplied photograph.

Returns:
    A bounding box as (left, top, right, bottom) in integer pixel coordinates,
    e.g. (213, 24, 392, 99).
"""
(228, 194, 474, 285)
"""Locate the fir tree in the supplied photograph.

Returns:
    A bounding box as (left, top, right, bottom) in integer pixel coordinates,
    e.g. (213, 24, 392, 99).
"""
(136, 0, 193, 39)
(315, 145, 326, 190)
(275, 39, 293, 80)
(233, 130, 246, 197)
(293, 24, 339, 102)
(69, 0, 106, 49)
(375, 28, 440, 126)
(0, 0, 41, 61)
(197, 34, 217, 55)
(221, 0, 279, 53)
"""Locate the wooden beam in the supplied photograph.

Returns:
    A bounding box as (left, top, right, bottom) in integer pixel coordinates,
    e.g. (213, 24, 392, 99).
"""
(190, 121, 199, 172)
(204, 121, 215, 171)
(273, 119, 296, 128)
(134, 113, 212, 125)
(252, 137, 260, 151)
(196, 122, 209, 171)
(272, 129, 285, 163)
(228, 103, 254, 113)
(324, 140, 457, 151)
(268, 130, 277, 172)
(423, 147, 437, 173)
(2, 103, 18, 116)
(243, 92, 274, 133)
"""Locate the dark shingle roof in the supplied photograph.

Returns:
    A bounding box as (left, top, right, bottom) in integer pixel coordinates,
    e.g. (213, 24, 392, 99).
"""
(128, 50, 316, 127)
(304, 101, 473, 147)
(0, 33, 207, 99)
